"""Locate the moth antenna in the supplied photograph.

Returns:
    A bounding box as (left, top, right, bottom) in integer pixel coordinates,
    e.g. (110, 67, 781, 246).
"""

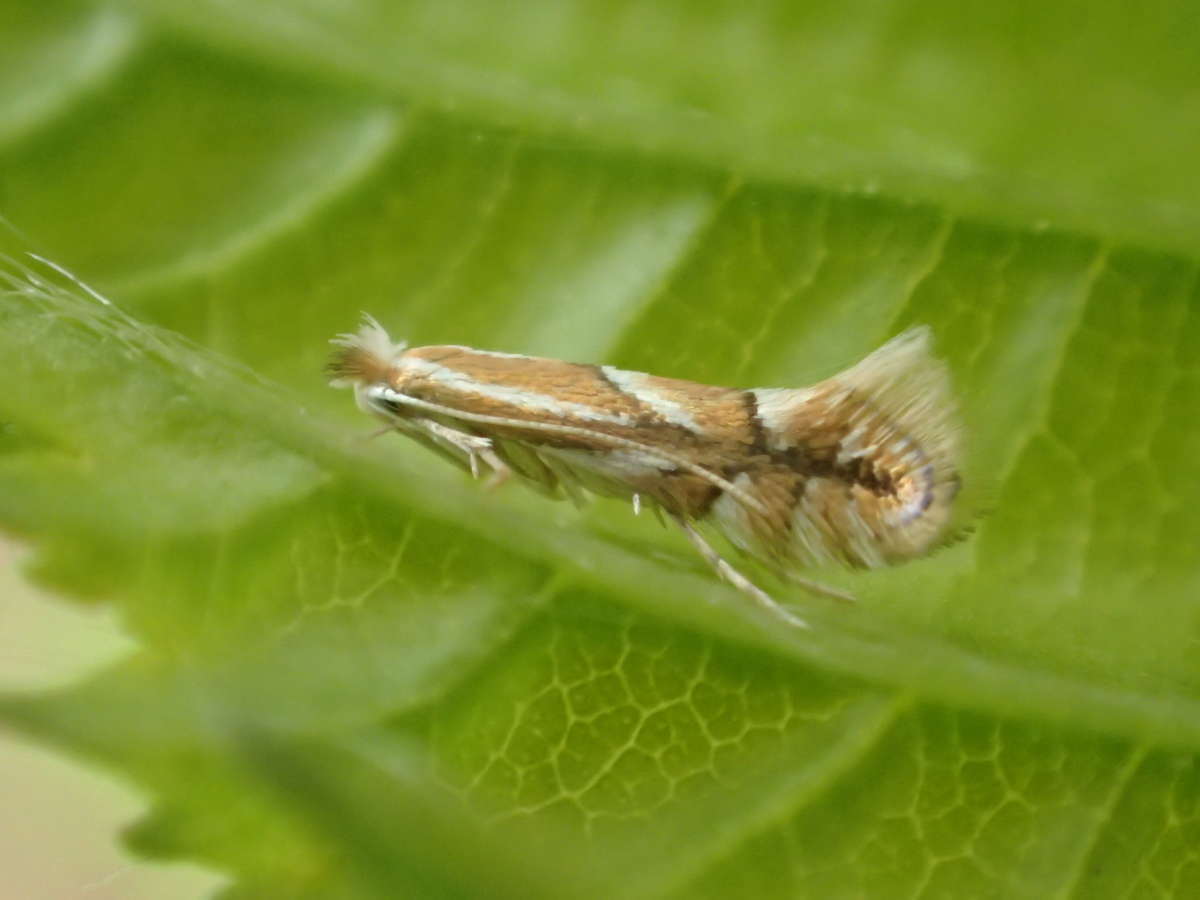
(370, 388, 772, 518)
(327, 314, 408, 386)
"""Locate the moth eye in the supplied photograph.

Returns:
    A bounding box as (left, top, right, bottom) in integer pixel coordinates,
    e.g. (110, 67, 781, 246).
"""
(363, 384, 403, 415)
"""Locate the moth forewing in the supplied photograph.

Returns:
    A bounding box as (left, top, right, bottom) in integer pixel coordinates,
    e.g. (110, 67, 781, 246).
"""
(329, 317, 964, 630)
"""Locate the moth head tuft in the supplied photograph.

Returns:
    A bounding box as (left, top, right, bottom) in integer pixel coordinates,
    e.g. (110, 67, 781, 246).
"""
(327, 314, 407, 387)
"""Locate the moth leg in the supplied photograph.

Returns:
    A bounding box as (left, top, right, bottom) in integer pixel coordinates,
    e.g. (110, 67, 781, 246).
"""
(759, 559, 857, 605)
(781, 572, 857, 605)
(356, 424, 400, 444)
(416, 419, 512, 488)
(674, 518, 810, 630)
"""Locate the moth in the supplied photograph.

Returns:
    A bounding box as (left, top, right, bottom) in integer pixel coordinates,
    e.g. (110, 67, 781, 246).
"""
(328, 318, 962, 628)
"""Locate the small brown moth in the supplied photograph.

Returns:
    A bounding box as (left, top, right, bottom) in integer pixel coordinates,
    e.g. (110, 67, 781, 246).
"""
(328, 318, 961, 628)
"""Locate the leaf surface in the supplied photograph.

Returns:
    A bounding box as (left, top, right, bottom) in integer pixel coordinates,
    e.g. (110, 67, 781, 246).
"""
(2, 1, 1199, 897)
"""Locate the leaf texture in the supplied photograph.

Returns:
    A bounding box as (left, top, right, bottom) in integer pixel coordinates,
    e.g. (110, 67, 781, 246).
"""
(1, 1, 1199, 897)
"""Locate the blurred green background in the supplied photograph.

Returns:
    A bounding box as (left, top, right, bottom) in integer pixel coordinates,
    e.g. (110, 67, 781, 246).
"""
(2, 1, 1199, 897)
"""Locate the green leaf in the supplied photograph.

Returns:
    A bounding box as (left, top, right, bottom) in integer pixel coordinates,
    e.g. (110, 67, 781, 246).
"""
(2, 1, 1199, 897)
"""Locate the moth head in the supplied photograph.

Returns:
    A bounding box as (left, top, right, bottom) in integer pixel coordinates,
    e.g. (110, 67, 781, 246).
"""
(327, 314, 409, 418)
(327, 313, 407, 388)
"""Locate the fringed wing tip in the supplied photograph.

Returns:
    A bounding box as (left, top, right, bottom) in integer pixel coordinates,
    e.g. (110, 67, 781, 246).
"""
(855, 326, 937, 381)
(829, 324, 965, 557)
(840, 325, 956, 430)
(326, 313, 406, 387)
